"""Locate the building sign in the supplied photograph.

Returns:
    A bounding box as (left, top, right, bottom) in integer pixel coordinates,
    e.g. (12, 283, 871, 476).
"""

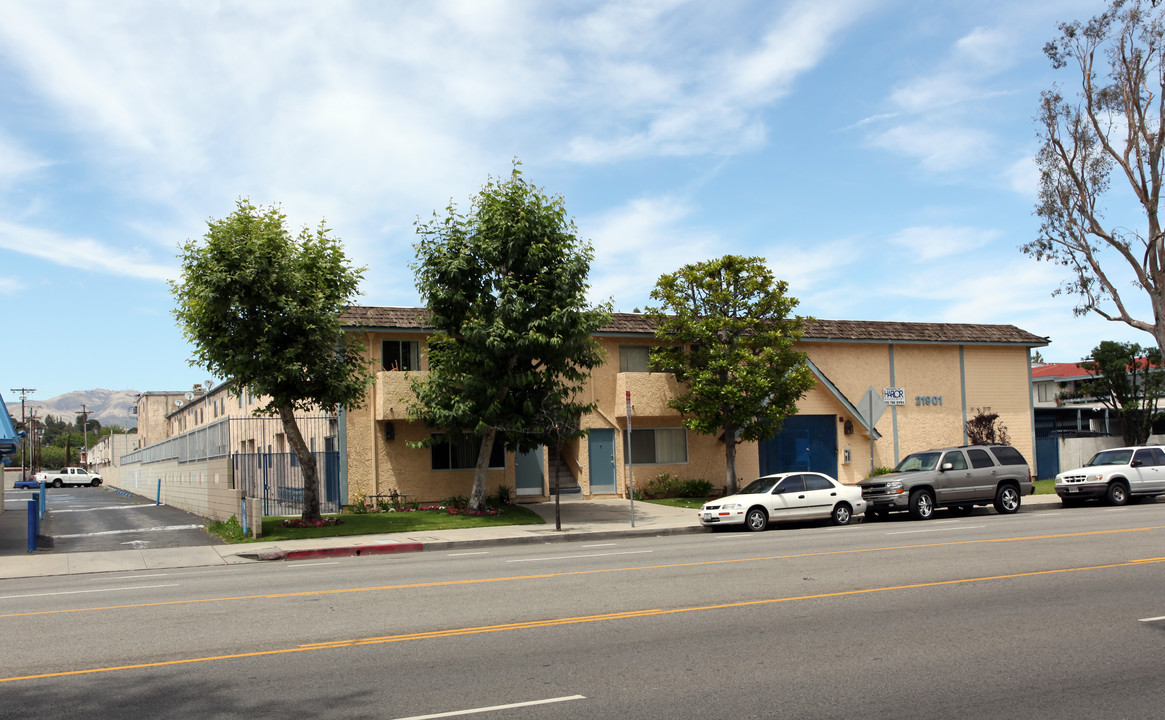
(882, 387, 905, 406)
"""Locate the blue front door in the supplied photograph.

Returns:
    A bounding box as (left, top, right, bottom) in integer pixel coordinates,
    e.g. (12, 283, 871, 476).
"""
(588, 429, 616, 493)
(759, 415, 837, 478)
(515, 447, 545, 497)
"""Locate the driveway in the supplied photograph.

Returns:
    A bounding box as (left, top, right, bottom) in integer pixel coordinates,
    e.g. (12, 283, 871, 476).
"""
(39, 487, 216, 552)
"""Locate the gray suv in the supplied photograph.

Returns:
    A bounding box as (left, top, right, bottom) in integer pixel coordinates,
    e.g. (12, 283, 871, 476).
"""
(859, 445, 1034, 520)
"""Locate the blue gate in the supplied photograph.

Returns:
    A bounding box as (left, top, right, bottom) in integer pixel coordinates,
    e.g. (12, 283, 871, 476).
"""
(1034, 416, 1060, 480)
(758, 415, 837, 478)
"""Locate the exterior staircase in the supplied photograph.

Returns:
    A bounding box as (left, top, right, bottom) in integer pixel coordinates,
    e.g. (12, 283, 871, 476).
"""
(547, 444, 581, 495)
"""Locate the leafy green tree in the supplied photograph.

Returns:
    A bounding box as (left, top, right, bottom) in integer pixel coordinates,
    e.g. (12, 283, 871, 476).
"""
(410, 166, 610, 512)
(646, 255, 815, 495)
(1081, 340, 1165, 444)
(173, 199, 372, 521)
(1025, 1, 1165, 356)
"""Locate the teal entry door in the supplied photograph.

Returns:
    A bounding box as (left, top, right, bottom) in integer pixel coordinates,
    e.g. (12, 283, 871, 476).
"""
(588, 429, 616, 493)
(515, 447, 545, 497)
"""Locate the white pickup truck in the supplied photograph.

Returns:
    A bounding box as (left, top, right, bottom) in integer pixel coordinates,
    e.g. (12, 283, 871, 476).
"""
(35, 466, 103, 488)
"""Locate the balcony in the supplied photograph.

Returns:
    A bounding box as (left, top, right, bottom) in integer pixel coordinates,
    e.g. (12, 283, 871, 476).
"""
(375, 370, 426, 421)
(616, 372, 684, 418)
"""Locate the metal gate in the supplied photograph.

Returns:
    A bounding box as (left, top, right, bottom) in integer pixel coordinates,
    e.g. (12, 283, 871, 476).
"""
(758, 414, 838, 478)
(1034, 416, 1060, 480)
(231, 416, 341, 516)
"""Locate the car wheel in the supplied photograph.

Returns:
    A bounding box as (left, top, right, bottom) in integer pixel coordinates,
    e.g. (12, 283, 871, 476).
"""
(52, 479, 63, 488)
(949, 504, 974, 516)
(1106, 481, 1129, 506)
(744, 507, 769, 532)
(90, 479, 101, 487)
(908, 490, 934, 520)
(830, 503, 853, 526)
(993, 485, 1020, 514)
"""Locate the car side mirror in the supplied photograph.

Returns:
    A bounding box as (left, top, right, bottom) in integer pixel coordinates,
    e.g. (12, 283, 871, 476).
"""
(940, 462, 953, 472)
(1131, 459, 1143, 467)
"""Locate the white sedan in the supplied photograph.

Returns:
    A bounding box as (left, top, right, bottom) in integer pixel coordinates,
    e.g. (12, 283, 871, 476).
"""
(698, 472, 867, 531)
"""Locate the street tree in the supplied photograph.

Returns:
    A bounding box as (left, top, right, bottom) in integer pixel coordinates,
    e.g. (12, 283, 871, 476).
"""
(1025, 0, 1165, 355)
(173, 199, 372, 522)
(410, 166, 610, 512)
(645, 255, 815, 495)
(1081, 340, 1165, 444)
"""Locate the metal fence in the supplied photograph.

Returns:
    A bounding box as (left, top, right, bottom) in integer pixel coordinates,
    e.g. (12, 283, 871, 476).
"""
(122, 415, 341, 516)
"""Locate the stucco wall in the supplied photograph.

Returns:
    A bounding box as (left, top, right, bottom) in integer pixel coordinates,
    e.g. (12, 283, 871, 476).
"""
(110, 457, 240, 523)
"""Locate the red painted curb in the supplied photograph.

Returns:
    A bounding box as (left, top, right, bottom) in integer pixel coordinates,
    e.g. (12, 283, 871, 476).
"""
(282, 543, 424, 561)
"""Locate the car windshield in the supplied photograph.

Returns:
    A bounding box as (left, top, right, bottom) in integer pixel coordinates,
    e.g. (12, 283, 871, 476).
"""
(892, 452, 941, 472)
(1086, 449, 1134, 467)
(739, 476, 781, 495)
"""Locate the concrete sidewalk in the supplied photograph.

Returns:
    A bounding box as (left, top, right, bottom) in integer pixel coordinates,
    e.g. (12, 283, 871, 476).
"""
(0, 493, 1065, 580)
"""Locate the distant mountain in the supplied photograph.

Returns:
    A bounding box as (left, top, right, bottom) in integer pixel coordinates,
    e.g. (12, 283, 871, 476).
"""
(15, 390, 140, 429)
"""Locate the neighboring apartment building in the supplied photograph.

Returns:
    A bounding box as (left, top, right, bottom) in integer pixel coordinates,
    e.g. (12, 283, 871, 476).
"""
(110, 383, 340, 520)
(340, 307, 1048, 503)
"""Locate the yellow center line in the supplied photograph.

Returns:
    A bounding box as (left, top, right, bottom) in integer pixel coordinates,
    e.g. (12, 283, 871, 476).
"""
(4, 555, 1164, 684)
(2, 525, 1162, 620)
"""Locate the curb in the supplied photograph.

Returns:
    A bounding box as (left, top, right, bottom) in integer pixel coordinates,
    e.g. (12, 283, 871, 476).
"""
(237, 542, 425, 562)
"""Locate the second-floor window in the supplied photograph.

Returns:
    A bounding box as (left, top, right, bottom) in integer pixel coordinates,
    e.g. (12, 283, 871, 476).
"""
(619, 345, 651, 372)
(1037, 382, 1056, 402)
(383, 340, 420, 371)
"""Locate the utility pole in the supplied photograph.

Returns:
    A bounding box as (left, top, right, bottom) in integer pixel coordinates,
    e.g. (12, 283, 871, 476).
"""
(77, 404, 90, 470)
(10, 387, 35, 480)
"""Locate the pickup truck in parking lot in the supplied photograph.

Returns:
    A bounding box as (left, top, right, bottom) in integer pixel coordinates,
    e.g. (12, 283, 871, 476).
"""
(34, 466, 103, 488)
(1055, 446, 1165, 506)
(859, 444, 1034, 520)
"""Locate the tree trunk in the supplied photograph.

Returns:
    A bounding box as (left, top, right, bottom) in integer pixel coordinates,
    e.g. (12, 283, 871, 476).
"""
(279, 403, 321, 522)
(724, 429, 738, 496)
(468, 426, 496, 512)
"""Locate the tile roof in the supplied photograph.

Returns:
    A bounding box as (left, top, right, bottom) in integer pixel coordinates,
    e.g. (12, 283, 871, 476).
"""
(340, 306, 1049, 347)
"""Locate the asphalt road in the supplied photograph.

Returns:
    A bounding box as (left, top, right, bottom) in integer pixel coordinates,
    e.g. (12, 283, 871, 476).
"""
(37, 487, 215, 552)
(2, 501, 1164, 719)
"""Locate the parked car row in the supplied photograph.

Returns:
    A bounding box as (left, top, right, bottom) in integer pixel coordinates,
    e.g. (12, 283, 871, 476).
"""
(700, 442, 1164, 533)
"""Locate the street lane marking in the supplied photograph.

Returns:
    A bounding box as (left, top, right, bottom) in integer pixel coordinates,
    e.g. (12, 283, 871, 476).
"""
(887, 526, 986, 535)
(3, 525, 1163, 619)
(52, 524, 206, 539)
(1139, 615, 1165, 622)
(52, 504, 158, 513)
(4, 556, 1164, 684)
(0, 584, 178, 600)
(392, 695, 586, 719)
(447, 552, 489, 557)
(580, 543, 618, 548)
(506, 550, 653, 563)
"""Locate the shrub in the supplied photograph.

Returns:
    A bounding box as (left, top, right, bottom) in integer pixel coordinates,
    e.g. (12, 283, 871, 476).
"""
(639, 473, 714, 499)
(866, 467, 893, 478)
(442, 495, 469, 510)
(493, 484, 514, 505)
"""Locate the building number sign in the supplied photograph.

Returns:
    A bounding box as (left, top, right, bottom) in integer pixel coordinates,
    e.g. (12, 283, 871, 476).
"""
(916, 395, 943, 406)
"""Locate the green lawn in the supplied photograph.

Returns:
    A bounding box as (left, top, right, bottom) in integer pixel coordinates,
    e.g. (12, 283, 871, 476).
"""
(642, 497, 712, 509)
(1033, 478, 1056, 495)
(207, 505, 545, 543)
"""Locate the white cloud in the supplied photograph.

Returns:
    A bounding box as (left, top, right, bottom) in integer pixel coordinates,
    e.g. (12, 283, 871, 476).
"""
(0, 221, 174, 281)
(0, 131, 49, 184)
(0, 277, 25, 294)
(582, 194, 719, 308)
(888, 225, 1002, 261)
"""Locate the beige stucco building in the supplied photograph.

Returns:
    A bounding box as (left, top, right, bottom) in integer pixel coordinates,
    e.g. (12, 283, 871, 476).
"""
(340, 307, 1048, 503)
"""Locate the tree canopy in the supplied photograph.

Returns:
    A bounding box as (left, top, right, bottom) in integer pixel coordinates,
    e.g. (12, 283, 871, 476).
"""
(172, 199, 371, 521)
(1081, 340, 1165, 444)
(1025, 0, 1165, 354)
(410, 166, 610, 511)
(646, 255, 815, 495)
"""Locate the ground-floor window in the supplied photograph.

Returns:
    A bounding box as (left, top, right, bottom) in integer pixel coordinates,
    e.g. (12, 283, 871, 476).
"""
(431, 433, 506, 470)
(624, 427, 687, 464)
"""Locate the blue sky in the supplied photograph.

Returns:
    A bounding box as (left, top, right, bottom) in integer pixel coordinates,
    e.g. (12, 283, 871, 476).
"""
(0, 0, 1149, 401)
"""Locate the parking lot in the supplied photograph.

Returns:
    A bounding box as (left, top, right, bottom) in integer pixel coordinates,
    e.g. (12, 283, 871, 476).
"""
(27, 486, 216, 553)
